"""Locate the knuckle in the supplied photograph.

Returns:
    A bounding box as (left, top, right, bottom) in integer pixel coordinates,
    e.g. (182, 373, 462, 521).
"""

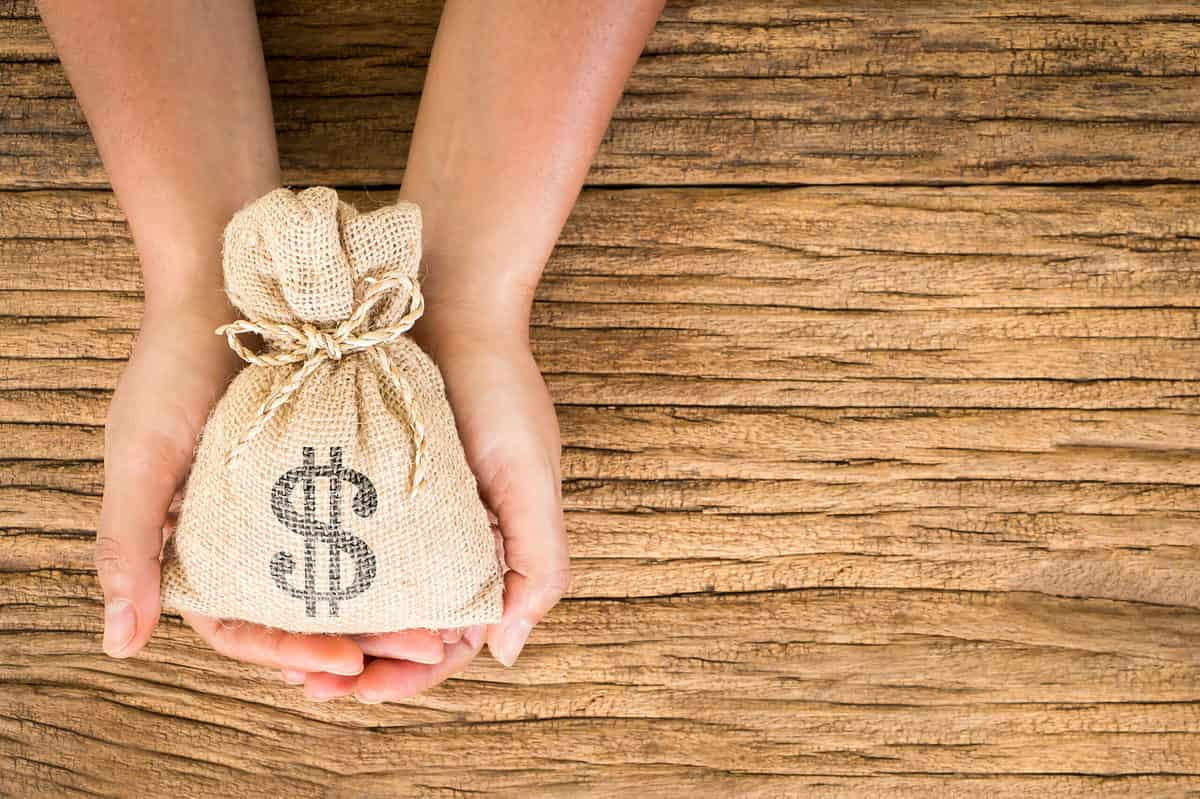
(540, 564, 572, 605)
(206, 631, 232, 658)
(264, 627, 289, 664)
(93, 531, 160, 585)
(207, 620, 242, 658)
(105, 410, 192, 480)
(113, 437, 183, 487)
(208, 634, 236, 660)
(93, 535, 128, 578)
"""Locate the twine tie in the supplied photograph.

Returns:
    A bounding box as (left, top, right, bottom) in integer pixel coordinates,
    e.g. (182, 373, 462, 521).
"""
(217, 271, 427, 496)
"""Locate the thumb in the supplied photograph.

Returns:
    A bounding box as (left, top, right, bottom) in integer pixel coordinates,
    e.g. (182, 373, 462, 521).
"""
(95, 437, 181, 658)
(482, 453, 571, 668)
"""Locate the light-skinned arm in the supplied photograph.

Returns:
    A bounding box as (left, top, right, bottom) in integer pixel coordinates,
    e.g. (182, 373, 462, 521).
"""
(37, 0, 394, 681)
(41, 0, 665, 703)
(303, 0, 666, 702)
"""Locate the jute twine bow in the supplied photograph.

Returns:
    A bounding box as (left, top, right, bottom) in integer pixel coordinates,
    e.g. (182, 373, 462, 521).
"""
(217, 271, 428, 496)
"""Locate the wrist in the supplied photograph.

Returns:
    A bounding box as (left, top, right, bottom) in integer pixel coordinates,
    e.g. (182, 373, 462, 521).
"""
(396, 189, 549, 343)
(415, 253, 537, 346)
(138, 276, 241, 380)
(414, 299, 532, 361)
(142, 270, 235, 329)
(129, 180, 280, 318)
(412, 283, 534, 366)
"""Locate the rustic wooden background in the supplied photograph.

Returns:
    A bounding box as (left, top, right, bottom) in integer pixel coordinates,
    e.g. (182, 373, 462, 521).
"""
(3, 1, 1200, 796)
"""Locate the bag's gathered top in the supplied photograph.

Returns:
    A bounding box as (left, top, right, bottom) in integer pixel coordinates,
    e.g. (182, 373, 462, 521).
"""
(218, 268, 428, 495)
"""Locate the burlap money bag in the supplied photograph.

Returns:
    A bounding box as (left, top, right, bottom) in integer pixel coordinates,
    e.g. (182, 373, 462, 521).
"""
(160, 186, 503, 634)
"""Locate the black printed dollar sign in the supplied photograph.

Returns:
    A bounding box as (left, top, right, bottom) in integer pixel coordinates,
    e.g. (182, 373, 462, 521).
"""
(269, 447, 378, 617)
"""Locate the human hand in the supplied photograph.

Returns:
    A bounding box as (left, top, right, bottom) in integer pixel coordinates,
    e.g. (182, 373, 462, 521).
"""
(436, 332, 570, 670)
(102, 286, 564, 704)
(297, 313, 570, 703)
(97, 293, 374, 677)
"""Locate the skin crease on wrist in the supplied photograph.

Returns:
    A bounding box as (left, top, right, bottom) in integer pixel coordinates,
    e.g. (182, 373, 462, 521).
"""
(39, 0, 666, 703)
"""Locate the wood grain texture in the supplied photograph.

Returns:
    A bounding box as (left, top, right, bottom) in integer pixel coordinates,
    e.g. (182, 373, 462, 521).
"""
(3, 2, 1200, 798)
(5, 1, 1200, 187)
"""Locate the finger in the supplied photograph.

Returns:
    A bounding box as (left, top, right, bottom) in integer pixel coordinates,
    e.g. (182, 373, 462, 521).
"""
(304, 671, 358, 702)
(280, 669, 306, 685)
(354, 625, 485, 704)
(96, 439, 184, 658)
(439, 628, 463, 645)
(480, 457, 570, 668)
(183, 612, 364, 675)
(353, 629, 445, 664)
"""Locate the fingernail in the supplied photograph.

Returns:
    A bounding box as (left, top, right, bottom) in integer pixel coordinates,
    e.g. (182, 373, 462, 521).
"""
(102, 599, 137, 657)
(440, 628, 463, 644)
(355, 688, 384, 705)
(490, 618, 531, 667)
(327, 662, 364, 677)
(281, 669, 306, 685)
(464, 624, 485, 649)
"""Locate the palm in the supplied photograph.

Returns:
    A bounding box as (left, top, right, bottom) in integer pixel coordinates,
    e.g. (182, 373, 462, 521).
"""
(437, 339, 561, 515)
(301, 330, 568, 701)
(247, 332, 541, 697)
(101, 309, 370, 678)
(98, 307, 240, 656)
(102, 310, 567, 702)
(417, 330, 569, 671)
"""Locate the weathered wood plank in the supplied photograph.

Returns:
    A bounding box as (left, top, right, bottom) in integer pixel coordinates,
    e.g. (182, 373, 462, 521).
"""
(6, 363, 1199, 412)
(4, 577, 1200, 796)
(9, 186, 1200, 308)
(5, 296, 1199, 380)
(4, 2, 1200, 795)
(8, 574, 1200, 700)
(5, 2, 1200, 187)
(6, 404, 1200, 486)
(3, 187, 1199, 409)
(5, 476, 1200, 609)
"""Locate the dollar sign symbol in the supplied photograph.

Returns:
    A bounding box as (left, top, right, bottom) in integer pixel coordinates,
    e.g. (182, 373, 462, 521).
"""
(269, 447, 378, 617)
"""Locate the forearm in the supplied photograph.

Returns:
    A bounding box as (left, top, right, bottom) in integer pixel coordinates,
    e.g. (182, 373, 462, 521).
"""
(400, 0, 664, 339)
(38, 0, 279, 315)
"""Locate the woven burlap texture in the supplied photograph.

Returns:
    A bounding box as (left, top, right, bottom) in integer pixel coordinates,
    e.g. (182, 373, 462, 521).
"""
(161, 186, 503, 634)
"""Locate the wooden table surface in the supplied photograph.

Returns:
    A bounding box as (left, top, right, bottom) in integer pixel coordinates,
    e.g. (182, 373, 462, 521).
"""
(4, 2, 1200, 797)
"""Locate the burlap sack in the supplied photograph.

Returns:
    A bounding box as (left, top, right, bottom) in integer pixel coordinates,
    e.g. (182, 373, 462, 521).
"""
(161, 186, 503, 634)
